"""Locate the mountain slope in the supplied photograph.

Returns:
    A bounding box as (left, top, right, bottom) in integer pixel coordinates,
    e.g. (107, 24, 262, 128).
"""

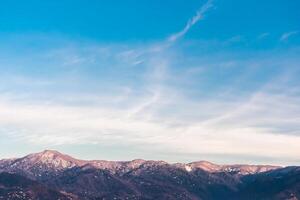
(0, 172, 75, 200)
(234, 166, 300, 200)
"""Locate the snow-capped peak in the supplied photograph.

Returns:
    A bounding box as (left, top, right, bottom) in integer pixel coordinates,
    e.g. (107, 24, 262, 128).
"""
(14, 150, 84, 171)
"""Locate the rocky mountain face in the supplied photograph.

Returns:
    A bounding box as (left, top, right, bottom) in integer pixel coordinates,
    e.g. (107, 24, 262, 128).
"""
(0, 150, 299, 200)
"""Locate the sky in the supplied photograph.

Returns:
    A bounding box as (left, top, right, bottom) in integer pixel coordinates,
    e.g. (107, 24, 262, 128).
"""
(0, 0, 299, 165)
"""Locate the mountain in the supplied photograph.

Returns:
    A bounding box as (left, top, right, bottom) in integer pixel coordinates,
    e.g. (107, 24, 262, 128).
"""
(0, 150, 279, 176)
(0, 150, 299, 200)
(184, 161, 279, 175)
(235, 166, 300, 200)
(0, 172, 75, 200)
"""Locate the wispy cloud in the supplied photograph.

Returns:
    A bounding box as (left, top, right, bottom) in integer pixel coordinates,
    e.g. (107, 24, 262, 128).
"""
(0, 4, 300, 165)
(168, 0, 213, 42)
(280, 31, 299, 41)
(0, 38, 300, 165)
(1, 80, 300, 165)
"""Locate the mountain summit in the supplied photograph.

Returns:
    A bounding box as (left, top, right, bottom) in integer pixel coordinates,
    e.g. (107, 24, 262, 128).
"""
(24, 150, 82, 168)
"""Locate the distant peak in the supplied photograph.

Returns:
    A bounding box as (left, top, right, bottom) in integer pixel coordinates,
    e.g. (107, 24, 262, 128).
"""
(20, 150, 84, 169)
(192, 161, 216, 165)
(130, 159, 146, 163)
(35, 150, 68, 160)
(186, 160, 281, 174)
(40, 149, 62, 155)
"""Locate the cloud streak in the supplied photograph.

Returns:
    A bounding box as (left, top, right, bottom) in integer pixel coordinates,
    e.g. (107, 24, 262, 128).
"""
(280, 31, 299, 41)
(168, 0, 213, 42)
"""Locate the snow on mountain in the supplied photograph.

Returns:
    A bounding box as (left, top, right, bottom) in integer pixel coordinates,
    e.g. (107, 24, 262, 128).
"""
(186, 161, 280, 175)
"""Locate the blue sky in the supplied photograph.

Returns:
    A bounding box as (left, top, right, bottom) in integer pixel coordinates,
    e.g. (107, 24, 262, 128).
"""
(0, 0, 300, 165)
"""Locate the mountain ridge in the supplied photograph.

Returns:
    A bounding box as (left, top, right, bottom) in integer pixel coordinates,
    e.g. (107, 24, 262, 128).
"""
(0, 150, 281, 175)
(0, 150, 299, 200)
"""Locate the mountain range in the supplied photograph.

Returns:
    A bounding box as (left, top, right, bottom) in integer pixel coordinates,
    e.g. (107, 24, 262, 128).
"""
(0, 150, 299, 200)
